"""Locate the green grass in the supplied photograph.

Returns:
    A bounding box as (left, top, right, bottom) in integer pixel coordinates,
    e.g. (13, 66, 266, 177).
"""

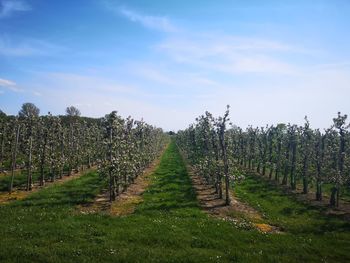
(0, 167, 71, 192)
(0, 170, 39, 191)
(311, 182, 350, 202)
(234, 174, 350, 233)
(251, 165, 350, 202)
(0, 142, 350, 262)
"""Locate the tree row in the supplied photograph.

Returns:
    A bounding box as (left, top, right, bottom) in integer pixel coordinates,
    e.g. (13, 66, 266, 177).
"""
(0, 103, 168, 200)
(176, 108, 350, 207)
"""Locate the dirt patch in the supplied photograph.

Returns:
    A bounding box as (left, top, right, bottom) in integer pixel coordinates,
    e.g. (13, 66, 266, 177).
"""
(78, 152, 164, 216)
(0, 190, 29, 204)
(253, 223, 281, 233)
(110, 196, 143, 216)
(0, 167, 95, 205)
(187, 166, 282, 234)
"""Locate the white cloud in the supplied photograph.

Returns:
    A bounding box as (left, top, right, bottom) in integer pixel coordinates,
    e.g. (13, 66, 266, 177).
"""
(44, 72, 141, 95)
(0, 77, 15, 86)
(5, 62, 350, 131)
(129, 62, 221, 91)
(0, 36, 66, 57)
(156, 34, 307, 75)
(0, 77, 23, 92)
(133, 66, 173, 85)
(26, 71, 187, 130)
(1, 2, 346, 131)
(119, 7, 178, 32)
(0, 0, 31, 18)
(190, 67, 350, 130)
(314, 62, 350, 70)
(32, 91, 42, 96)
(102, 1, 178, 33)
(214, 55, 296, 75)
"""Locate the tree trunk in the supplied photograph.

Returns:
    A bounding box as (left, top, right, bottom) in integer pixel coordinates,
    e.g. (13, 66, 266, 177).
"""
(333, 131, 345, 208)
(268, 139, 273, 179)
(217, 167, 222, 199)
(274, 139, 282, 182)
(114, 175, 118, 198)
(219, 133, 230, 205)
(302, 147, 309, 194)
(316, 180, 322, 201)
(109, 171, 115, 201)
(282, 141, 290, 185)
(9, 124, 20, 193)
(68, 124, 74, 176)
(330, 186, 338, 207)
(290, 141, 297, 190)
(50, 147, 55, 182)
(39, 134, 48, 186)
(108, 127, 116, 201)
(26, 136, 33, 191)
(59, 134, 64, 179)
(262, 143, 267, 176)
(315, 134, 324, 201)
(262, 162, 266, 176)
(0, 126, 5, 173)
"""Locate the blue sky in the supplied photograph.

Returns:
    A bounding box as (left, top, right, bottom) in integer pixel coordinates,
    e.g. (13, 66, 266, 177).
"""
(0, 0, 350, 131)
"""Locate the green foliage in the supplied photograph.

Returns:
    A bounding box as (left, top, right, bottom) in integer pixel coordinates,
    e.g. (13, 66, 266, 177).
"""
(180, 110, 350, 206)
(98, 112, 168, 201)
(176, 107, 231, 203)
(1, 142, 350, 262)
(1, 104, 168, 193)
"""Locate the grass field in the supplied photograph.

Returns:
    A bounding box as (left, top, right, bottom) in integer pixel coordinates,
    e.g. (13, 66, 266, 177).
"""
(0, 142, 350, 262)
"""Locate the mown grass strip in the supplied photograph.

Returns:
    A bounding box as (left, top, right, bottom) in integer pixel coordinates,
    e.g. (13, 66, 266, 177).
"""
(135, 142, 201, 217)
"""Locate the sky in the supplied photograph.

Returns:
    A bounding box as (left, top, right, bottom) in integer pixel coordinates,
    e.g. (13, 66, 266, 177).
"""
(0, 0, 350, 131)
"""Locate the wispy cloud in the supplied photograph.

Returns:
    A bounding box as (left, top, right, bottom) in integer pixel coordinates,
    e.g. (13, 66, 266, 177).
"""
(156, 34, 304, 75)
(0, 0, 31, 18)
(0, 77, 23, 92)
(131, 63, 220, 88)
(119, 7, 178, 32)
(24, 71, 189, 130)
(103, 2, 303, 76)
(0, 77, 15, 86)
(32, 91, 42, 96)
(0, 36, 67, 57)
(102, 1, 178, 33)
(314, 62, 350, 70)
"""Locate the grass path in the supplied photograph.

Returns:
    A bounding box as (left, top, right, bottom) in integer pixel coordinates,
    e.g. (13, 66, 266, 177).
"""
(0, 141, 350, 262)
